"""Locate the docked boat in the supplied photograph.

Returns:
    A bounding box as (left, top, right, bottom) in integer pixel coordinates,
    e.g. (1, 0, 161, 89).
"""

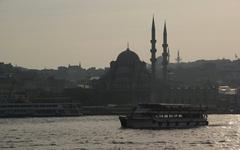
(0, 103, 82, 118)
(119, 103, 208, 129)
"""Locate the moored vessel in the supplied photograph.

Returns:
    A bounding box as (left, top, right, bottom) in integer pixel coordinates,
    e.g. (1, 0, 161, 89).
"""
(0, 103, 82, 118)
(119, 103, 208, 129)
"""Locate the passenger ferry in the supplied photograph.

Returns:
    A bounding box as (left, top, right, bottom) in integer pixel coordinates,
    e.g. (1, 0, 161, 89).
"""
(0, 103, 82, 118)
(119, 103, 208, 129)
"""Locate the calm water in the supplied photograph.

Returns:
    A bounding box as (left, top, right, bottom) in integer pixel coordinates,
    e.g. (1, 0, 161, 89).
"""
(0, 115, 239, 150)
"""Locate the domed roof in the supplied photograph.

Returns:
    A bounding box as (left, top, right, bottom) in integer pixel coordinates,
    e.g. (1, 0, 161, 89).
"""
(116, 48, 140, 65)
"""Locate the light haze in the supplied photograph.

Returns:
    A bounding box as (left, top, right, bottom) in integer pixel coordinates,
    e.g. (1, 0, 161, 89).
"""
(0, 0, 240, 69)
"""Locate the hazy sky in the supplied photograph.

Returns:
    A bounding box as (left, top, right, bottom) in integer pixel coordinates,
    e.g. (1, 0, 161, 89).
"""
(0, 0, 240, 69)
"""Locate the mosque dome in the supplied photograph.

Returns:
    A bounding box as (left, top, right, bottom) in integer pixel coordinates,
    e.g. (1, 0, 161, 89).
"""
(116, 48, 140, 66)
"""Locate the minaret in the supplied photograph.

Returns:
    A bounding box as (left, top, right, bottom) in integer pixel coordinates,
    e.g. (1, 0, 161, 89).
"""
(235, 53, 238, 60)
(150, 17, 157, 80)
(176, 50, 182, 63)
(162, 21, 169, 82)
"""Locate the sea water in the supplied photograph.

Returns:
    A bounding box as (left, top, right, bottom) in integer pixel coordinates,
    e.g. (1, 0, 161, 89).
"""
(0, 115, 239, 150)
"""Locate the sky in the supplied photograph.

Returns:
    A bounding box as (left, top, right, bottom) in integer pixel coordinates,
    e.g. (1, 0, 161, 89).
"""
(0, 0, 240, 69)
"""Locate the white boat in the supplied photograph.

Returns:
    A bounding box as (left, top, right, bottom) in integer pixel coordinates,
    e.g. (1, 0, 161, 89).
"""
(119, 103, 208, 129)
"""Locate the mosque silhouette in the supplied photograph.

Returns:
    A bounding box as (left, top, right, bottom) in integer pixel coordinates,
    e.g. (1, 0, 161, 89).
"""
(92, 17, 217, 106)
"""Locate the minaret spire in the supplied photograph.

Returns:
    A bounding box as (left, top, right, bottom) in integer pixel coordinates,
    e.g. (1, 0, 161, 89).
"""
(152, 16, 155, 38)
(150, 16, 157, 81)
(163, 21, 167, 44)
(176, 50, 182, 63)
(162, 21, 169, 83)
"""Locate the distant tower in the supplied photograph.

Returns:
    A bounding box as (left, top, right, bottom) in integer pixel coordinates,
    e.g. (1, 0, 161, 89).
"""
(176, 50, 182, 63)
(235, 53, 238, 60)
(150, 17, 157, 80)
(162, 21, 169, 82)
(79, 61, 82, 68)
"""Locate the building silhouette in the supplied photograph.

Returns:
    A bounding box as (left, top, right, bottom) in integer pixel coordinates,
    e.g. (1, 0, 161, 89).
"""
(93, 18, 219, 106)
(98, 45, 151, 104)
(3, 18, 238, 112)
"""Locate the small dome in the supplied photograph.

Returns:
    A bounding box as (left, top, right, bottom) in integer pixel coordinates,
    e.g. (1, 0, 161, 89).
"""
(116, 48, 140, 66)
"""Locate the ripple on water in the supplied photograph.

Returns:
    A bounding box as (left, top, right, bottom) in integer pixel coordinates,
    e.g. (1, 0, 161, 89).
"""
(0, 115, 239, 150)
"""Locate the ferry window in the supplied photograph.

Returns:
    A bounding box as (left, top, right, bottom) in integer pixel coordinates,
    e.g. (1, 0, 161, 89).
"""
(164, 114, 168, 118)
(178, 114, 182, 118)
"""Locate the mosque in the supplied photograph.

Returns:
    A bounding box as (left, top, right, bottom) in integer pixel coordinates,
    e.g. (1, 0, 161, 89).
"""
(103, 45, 151, 91)
(97, 17, 171, 104)
(92, 16, 219, 107)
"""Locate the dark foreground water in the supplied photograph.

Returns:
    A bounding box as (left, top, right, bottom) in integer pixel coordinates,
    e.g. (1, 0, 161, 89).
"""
(0, 115, 239, 150)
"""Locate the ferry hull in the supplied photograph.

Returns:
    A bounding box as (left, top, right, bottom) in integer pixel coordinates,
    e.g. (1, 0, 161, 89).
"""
(119, 116, 208, 129)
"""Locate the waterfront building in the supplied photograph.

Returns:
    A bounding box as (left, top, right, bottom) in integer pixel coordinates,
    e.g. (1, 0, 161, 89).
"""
(98, 45, 151, 104)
